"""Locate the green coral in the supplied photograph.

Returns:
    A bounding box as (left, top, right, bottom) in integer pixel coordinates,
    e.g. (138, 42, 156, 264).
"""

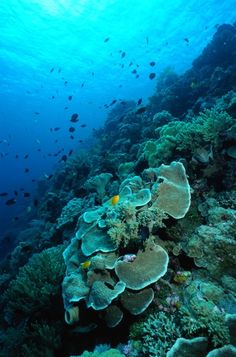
(3, 245, 66, 316)
(141, 312, 182, 356)
(139, 108, 234, 165)
(180, 306, 230, 347)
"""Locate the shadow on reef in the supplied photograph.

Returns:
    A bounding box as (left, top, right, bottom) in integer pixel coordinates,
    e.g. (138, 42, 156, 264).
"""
(0, 23, 236, 357)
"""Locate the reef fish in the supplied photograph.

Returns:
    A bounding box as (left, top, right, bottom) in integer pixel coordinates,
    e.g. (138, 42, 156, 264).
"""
(81, 260, 91, 269)
(111, 195, 120, 205)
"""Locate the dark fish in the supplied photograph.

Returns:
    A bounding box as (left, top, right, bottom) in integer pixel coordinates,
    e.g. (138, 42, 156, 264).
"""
(69, 127, 76, 133)
(137, 98, 142, 105)
(64, 81, 68, 85)
(136, 74, 139, 78)
(110, 99, 117, 106)
(58, 68, 61, 73)
(149, 73, 156, 80)
(68, 149, 73, 156)
(24, 192, 30, 198)
(104, 37, 110, 42)
(0, 192, 8, 197)
(24, 154, 29, 159)
(79, 139, 83, 143)
(81, 124, 87, 128)
(81, 82, 85, 88)
(34, 112, 40, 115)
(70, 113, 79, 122)
(121, 64, 124, 68)
(32, 179, 36, 182)
(15, 154, 19, 159)
(60, 155, 67, 162)
(70, 135, 74, 140)
(129, 62, 133, 67)
(14, 190, 18, 196)
(50, 128, 53, 132)
(136, 107, 146, 115)
(121, 51, 126, 58)
(47, 174, 53, 180)
(64, 107, 68, 110)
(54, 127, 60, 131)
(24, 168, 30, 173)
(12, 216, 19, 221)
(50, 68, 54, 73)
(92, 72, 94, 76)
(68, 95, 73, 101)
(33, 198, 39, 207)
(146, 36, 149, 44)
(52, 95, 55, 99)
(150, 61, 155, 66)
(55, 139, 58, 143)
(6, 198, 16, 206)
(132, 69, 137, 74)
(184, 38, 189, 43)
(37, 148, 41, 152)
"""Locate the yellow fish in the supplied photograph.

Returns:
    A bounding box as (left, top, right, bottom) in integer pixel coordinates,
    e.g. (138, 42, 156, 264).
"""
(81, 260, 91, 269)
(111, 195, 120, 205)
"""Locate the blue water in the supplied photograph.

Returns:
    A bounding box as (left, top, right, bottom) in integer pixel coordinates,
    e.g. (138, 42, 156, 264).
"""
(0, 0, 235, 237)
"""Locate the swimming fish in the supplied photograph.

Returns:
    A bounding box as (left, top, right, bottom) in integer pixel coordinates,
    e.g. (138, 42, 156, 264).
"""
(104, 37, 110, 42)
(150, 61, 155, 66)
(50, 67, 54, 73)
(81, 260, 91, 269)
(136, 107, 146, 115)
(68, 95, 73, 101)
(149, 73, 156, 80)
(5, 198, 16, 206)
(70, 113, 79, 122)
(121, 51, 126, 58)
(69, 127, 76, 133)
(137, 98, 142, 105)
(111, 195, 120, 205)
(81, 124, 87, 128)
(0, 192, 8, 197)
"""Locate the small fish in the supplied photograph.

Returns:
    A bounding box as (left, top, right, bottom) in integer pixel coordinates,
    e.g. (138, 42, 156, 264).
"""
(50, 67, 54, 73)
(33, 198, 39, 207)
(149, 72, 156, 80)
(34, 112, 40, 115)
(52, 95, 55, 99)
(60, 155, 67, 162)
(12, 216, 19, 222)
(24, 154, 29, 159)
(24, 168, 30, 173)
(14, 190, 18, 196)
(111, 195, 120, 205)
(0, 192, 8, 197)
(129, 61, 133, 67)
(79, 139, 83, 143)
(24, 192, 30, 198)
(6, 198, 16, 206)
(68, 95, 73, 101)
(110, 99, 117, 106)
(150, 61, 155, 66)
(54, 127, 60, 131)
(137, 98, 142, 105)
(81, 82, 85, 88)
(64, 81, 68, 85)
(132, 69, 137, 74)
(104, 37, 110, 42)
(15, 154, 19, 159)
(58, 68, 61, 73)
(70, 113, 79, 122)
(70, 135, 74, 140)
(146, 36, 149, 44)
(184, 38, 189, 43)
(121, 51, 126, 58)
(64, 106, 68, 110)
(69, 127, 76, 133)
(190, 81, 198, 89)
(81, 260, 91, 269)
(68, 149, 73, 156)
(81, 124, 87, 128)
(136, 107, 146, 115)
